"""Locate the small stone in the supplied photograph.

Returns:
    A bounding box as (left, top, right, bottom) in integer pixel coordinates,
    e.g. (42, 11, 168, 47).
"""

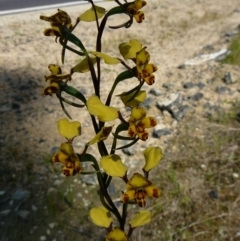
(51, 146, 59, 154)
(12, 189, 30, 201)
(157, 92, 180, 108)
(149, 88, 161, 96)
(141, 97, 154, 110)
(11, 103, 20, 109)
(223, 72, 235, 84)
(0, 209, 11, 216)
(183, 82, 194, 89)
(209, 190, 218, 199)
(81, 174, 98, 185)
(196, 82, 206, 89)
(17, 210, 30, 220)
(48, 223, 56, 229)
(162, 83, 174, 89)
(53, 179, 63, 186)
(215, 86, 230, 94)
(153, 124, 172, 138)
(32, 205, 37, 211)
(0, 190, 6, 195)
(232, 173, 239, 179)
(40, 236, 47, 241)
(200, 164, 207, 170)
(188, 92, 204, 101)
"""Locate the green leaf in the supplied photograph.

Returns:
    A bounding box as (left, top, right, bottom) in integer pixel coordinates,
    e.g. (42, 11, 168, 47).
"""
(110, 123, 129, 154)
(114, 138, 139, 150)
(62, 85, 87, 104)
(106, 69, 136, 106)
(80, 5, 106, 22)
(105, 5, 127, 18)
(59, 26, 88, 56)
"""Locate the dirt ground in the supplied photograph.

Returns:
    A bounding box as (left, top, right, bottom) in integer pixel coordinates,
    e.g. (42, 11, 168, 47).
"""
(0, 0, 240, 240)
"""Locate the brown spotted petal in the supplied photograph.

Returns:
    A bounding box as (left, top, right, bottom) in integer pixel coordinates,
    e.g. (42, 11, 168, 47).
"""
(43, 82, 60, 96)
(40, 9, 71, 26)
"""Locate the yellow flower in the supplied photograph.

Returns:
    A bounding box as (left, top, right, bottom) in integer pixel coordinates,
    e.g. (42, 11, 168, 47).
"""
(89, 206, 113, 228)
(128, 107, 157, 141)
(100, 154, 128, 177)
(52, 118, 82, 176)
(136, 47, 158, 85)
(126, 0, 147, 23)
(122, 173, 160, 207)
(129, 210, 152, 228)
(120, 90, 146, 107)
(119, 40, 158, 85)
(57, 118, 81, 141)
(119, 39, 142, 60)
(43, 64, 71, 96)
(53, 142, 82, 176)
(106, 228, 128, 241)
(40, 9, 72, 37)
(87, 96, 119, 122)
(143, 146, 163, 172)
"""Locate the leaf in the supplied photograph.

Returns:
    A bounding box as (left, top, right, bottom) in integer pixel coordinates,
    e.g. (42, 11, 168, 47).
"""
(114, 138, 139, 150)
(110, 123, 129, 153)
(80, 5, 106, 22)
(59, 26, 88, 56)
(71, 57, 97, 73)
(62, 85, 87, 104)
(105, 69, 136, 106)
(90, 51, 120, 65)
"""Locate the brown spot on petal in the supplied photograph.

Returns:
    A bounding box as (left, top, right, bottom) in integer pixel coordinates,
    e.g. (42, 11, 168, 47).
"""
(150, 117, 157, 127)
(52, 153, 60, 162)
(153, 188, 160, 198)
(122, 193, 130, 203)
(63, 169, 71, 176)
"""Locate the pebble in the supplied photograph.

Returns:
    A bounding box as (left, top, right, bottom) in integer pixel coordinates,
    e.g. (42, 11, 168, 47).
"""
(40, 236, 47, 241)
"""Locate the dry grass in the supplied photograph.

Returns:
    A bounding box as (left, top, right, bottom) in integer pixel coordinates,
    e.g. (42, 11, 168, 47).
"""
(139, 109, 240, 241)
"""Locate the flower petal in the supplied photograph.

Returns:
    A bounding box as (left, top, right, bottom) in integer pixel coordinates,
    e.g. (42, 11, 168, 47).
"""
(143, 146, 163, 172)
(87, 96, 119, 122)
(119, 39, 142, 59)
(129, 210, 152, 228)
(130, 107, 146, 122)
(90, 51, 120, 65)
(120, 90, 146, 107)
(90, 206, 113, 228)
(79, 5, 106, 22)
(145, 184, 160, 198)
(71, 57, 97, 73)
(127, 173, 150, 189)
(57, 118, 81, 140)
(106, 228, 128, 241)
(139, 116, 157, 128)
(52, 151, 70, 164)
(100, 154, 127, 177)
(122, 189, 135, 203)
(48, 64, 62, 75)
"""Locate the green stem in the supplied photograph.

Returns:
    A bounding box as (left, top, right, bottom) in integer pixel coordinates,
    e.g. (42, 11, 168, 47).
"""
(121, 203, 128, 230)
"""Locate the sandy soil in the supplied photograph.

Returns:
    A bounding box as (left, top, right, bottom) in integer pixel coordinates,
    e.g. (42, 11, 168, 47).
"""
(1, 0, 239, 156)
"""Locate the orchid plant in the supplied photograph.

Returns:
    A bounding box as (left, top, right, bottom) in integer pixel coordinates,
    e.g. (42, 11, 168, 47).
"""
(40, 0, 163, 240)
